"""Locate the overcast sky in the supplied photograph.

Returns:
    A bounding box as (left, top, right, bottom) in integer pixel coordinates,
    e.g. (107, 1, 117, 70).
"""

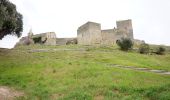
(0, 0, 170, 48)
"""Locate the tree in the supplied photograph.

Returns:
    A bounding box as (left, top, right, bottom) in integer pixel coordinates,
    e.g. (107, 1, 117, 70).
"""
(156, 46, 166, 55)
(0, 0, 23, 39)
(116, 38, 133, 51)
(139, 43, 150, 54)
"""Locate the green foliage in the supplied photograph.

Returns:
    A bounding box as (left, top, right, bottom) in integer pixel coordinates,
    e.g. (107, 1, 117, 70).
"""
(156, 46, 166, 55)
(66, 39, 77, 45)
(61, 91, 92, 100)
(0, 45, 170, 99)
(24, 37, 33, 45)
(139, 43, 150, 54)
(33, 37, 42, 44)
(0, 0, 23, 39)
(116, 38, 133, 51)
(144, 84, 170, 100)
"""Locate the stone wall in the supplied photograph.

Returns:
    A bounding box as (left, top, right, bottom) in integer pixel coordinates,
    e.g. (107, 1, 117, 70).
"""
(101, 29, 116, 45)
(133, 39, 145, 45)
(56, 38, 77, 45)
(116, 19, 133, 39)
(15, 36, 34, 46)
(16, 19, 136, 46)
(32, 32, 57, 45)
(16, 32, 57, 46)
(44, 32, 57, 45)
(77, 22, 102, 45)
(16, 30, 78, 46)
(77, 19, 134, 45)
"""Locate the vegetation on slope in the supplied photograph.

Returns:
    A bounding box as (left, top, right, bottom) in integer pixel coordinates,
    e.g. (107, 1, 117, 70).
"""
(0, 45, 170, 100)
(0, 0, 23, 39)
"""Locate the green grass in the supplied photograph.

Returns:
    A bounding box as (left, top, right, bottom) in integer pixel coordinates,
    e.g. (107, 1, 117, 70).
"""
(0, 45, 170, 100)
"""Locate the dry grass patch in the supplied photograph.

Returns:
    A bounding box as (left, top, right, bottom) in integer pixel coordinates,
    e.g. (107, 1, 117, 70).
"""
(0, 86, 24, 100)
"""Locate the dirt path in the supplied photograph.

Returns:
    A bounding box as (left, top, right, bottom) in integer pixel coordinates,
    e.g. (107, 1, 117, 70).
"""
(0, 86, 24, 100)
(108, 64, 170, 75)
(28, 48, 86, 52)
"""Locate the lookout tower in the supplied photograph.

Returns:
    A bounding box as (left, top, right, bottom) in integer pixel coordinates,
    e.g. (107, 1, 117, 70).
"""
(116, 19, 134, 39)
(28, 29, 33, 38)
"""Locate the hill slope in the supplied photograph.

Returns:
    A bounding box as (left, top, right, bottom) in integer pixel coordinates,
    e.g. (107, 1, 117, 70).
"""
(0, 45, 170, 100)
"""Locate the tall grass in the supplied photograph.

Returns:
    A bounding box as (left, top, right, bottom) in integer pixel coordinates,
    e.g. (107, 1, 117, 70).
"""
(0, 45, 170, 100)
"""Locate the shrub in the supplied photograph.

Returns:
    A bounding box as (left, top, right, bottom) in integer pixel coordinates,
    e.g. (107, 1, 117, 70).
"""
(66, 39, 77, 45)
(24, 37, 34, 45)
(116, 38, 133, 51)
(33, 37, 42, 44)
(156, 47, 166, 55)
(139, 43, 150, 54)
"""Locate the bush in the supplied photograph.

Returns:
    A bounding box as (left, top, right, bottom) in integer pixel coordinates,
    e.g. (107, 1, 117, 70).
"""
(66, 39, 77, 45)
(116, 38, 133, 51)
(23, 37, 34, 45)
(33, 37, 42, 44)
(156, 47, 166, 55)
(139, 43, 150, 54)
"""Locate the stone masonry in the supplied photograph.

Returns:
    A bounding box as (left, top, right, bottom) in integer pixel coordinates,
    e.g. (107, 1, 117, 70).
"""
(77, 19, 135, 45)
(16, 19, 144, 46)
(16, 29, 77, 46)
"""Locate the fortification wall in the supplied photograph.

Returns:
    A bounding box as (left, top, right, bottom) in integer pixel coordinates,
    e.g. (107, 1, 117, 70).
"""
(101, 29, 116, 45)
(77, 22, 102, 45)
(116, 19, 134, 39)
(56, 38, 76, 45)
(88, 22, 102, 44)
(77, 20, 134, 45)
(133, 39, 145, 45)
(77, 22, 90, 45)
(44, 38, 56, 45)
(45, 32, 57, 38)
(44, 32, 57, 45)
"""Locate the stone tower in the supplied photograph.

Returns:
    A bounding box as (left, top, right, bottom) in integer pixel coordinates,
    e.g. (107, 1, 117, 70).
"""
(116, 19, 134, 39)
(28, 29, 33, 38)
(77, 22, 102, 45)
(77, 19, 135, 45)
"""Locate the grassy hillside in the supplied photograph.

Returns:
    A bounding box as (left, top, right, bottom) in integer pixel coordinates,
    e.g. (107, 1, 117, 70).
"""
(0, 45, 170, 100)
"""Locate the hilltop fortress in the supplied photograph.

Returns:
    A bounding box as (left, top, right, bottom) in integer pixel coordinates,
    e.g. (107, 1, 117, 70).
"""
(17, 30, 76, 46)
(77, 19, 134, 45)
(16, 19, 144, 46)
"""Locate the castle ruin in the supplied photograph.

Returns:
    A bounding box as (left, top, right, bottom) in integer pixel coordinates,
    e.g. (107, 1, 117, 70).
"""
(77, 19, 134, 45)
(16, 30, 76, 46)
(16, 19, 144, 46)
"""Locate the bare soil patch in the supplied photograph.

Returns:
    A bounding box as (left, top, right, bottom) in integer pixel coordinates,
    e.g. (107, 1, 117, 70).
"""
(0, 86, 24, 100)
